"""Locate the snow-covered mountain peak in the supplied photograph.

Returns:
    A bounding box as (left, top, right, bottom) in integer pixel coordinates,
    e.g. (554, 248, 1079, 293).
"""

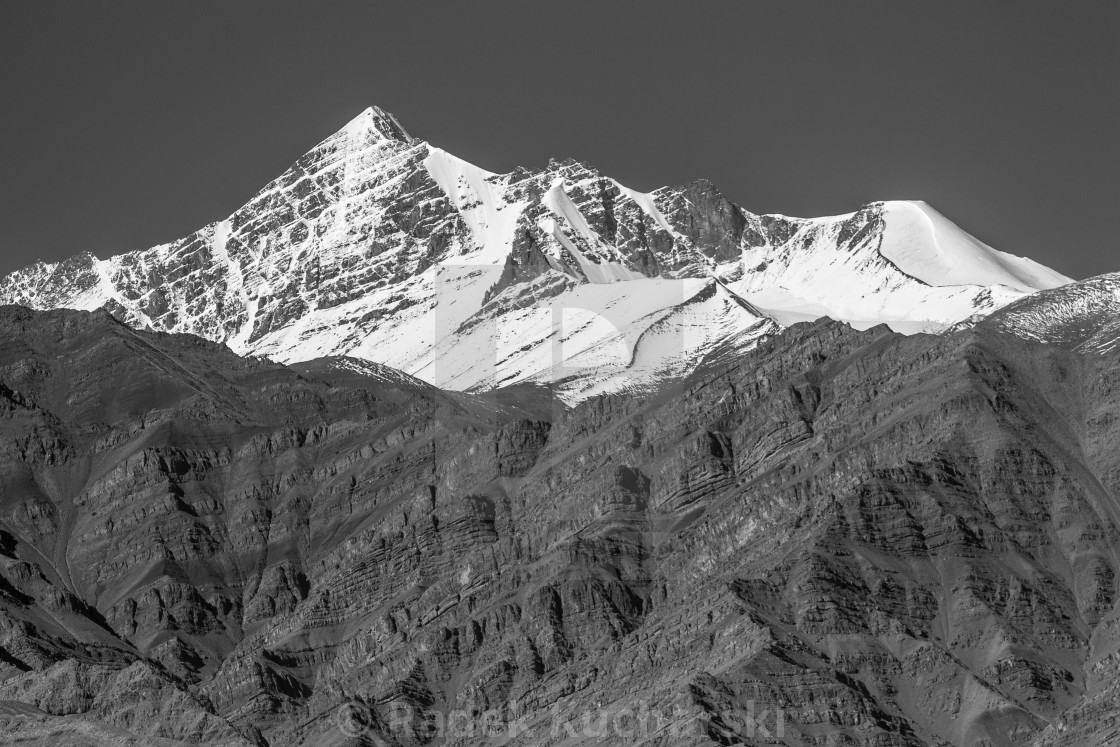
(350, 105, 414, 143)
(875, 200, 1072, 293)
(0, 107, 1081, 401)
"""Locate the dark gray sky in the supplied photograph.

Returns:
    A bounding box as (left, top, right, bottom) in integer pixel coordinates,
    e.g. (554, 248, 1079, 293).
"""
(2, 1, 1116, 279)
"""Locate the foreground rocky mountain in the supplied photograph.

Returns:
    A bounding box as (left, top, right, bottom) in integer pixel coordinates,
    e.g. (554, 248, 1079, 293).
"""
(1, 302, 1119, 745)
(0, 107, 1071, 401)
(981, 273, 1120, 355)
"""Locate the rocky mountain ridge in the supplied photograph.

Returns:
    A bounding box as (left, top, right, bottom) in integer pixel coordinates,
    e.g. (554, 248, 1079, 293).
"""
(0, 106, 1073, 402)
(981, 272, 1120, 354)
(0, 299, 1119, 744)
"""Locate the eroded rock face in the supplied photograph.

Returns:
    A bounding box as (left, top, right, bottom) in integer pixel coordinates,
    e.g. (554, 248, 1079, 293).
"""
(0, 304, 1118, 745)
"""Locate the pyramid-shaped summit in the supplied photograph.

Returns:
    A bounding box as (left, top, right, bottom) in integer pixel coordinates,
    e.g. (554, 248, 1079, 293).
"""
(0, 106, 1072, 400)
(351, 104, 414, 143)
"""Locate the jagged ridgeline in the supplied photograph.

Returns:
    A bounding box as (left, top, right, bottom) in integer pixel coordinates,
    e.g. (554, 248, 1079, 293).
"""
(0, 106, 1070, 402)
(1, 107, 1118, 746)
(0, 302, 1119, 744)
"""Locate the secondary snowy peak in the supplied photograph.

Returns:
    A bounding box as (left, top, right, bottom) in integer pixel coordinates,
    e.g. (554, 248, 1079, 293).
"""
(876, 200, 1072, 293)
(0, 105, 1078, 400)
(727, 203, 1056, 334)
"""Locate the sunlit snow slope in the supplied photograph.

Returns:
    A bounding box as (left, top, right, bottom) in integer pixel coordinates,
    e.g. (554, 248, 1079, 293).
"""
(0, 106, 1075, 401)
(878, 200, 1071, 293)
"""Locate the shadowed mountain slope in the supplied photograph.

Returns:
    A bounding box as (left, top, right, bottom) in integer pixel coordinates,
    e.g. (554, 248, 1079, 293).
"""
(0, 305, 1118, 745)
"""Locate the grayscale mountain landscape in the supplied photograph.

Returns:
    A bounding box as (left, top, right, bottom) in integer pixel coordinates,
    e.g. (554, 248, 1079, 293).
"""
(0, 104, 1117, 747)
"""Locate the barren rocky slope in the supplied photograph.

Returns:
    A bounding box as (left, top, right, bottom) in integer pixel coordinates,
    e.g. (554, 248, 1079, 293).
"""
(0, 303, 1118, 745)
